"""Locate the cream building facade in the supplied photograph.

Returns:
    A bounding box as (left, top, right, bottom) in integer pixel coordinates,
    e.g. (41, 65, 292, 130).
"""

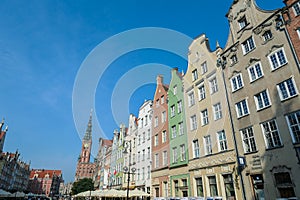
(183, 34, 243, 200)
(220, 0, 300, 199)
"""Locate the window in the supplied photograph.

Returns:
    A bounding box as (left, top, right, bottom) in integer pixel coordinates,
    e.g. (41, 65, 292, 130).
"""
(142, 167, 145, 180)
(154, 134, 158, 146)
(138, 135, 141, 145)
(201, 61, 208, 74)
(268, 48, 287, 70)
(198, 84, 206, 100)
(188, 92, 195, 107)
(156, 99, 159, 107)
(208, 176, 218, 196)
(254, 90, 271, 110)
(145, 115, 148, 126)
(190, 115, 197, 130)
(192, 69, 198, 81)
(217, 130, 227, 151)
(178, 122, 184, 135)
(137, 169, 140, 181)
(223, 174, 235, 198)
(140, 118, 144, 128)
(147, 129, 151, 140)
(154, 116, 158, 127)
(195, 177, 204, 197)
(293, 2, 300, 16)
(238, 16, 247, 29)
(162, 111, 167, 123)
(193, 140, 200, 158)
(147, 166, 150, 179)
(143, 132, 146, 143)
(274, 172, 296, 198)
(261, 119, 282, 149)
(170, 105, 175, 117)
(174, 180, 179, 196)
(177, 100, 183, 113)
(142, 149, 145, 161)
(263, 30, 272, 41)
(248, 62, 263, 82)
(180, 144, 186, 161)
(231, 73, 243, 92)
(235, 99, 249, 118)
(147, 147, 151, 159)
(172, 147, 178, 163)
(162, 130, 167, 143)
(209, 77, 218, 94)
(173, 85, 177, 95)
(163, 151, 167, 166)
(242, 36, 255, 54)
(241, 127, 257, 153)
(231, 55, 238, 64)
(137, 151, 140, 162)
(213, 102, 222, 120)
(297, 28, 300, 39)
(161, 95, 165, 104)
(154, 153, 159, 168)
(163, 182, 168, 197)
(277, 78, 298, 101)
(201, 109, 209, 126)
(204, 135, 212, 155)
(286, 111, 300, 143)
(171, 125, 176, 139)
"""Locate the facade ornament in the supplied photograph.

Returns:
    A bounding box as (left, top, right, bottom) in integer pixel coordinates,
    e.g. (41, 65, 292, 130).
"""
(265, 44, 284, 56)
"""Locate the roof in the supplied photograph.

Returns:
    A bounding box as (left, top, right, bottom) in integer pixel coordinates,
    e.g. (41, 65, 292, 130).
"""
(102, 139, 113, 147)
(29, 169, 62, 179)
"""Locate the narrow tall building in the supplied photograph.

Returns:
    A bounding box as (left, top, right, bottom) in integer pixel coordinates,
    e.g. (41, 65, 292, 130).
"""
(75, 112, 95, 181)
(168, 68, 190, 198)
(151, 75, 170, 197)
(220, 0, 300, 198)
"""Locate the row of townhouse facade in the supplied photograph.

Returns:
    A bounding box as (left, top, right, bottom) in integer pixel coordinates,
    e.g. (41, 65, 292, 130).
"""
(0, 120, 31, 193)
(94, 0, 300, 199)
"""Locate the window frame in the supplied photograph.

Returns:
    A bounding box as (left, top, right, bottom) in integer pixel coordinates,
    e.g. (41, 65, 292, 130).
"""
(293, 2, 300, 16)
(209, 77, 218, 94)
(286, 110, 300, 144)
(188, 91, 195, 107)
(213, 102, 222, 120)
(231, 73, 244, 92)
(277, 77, 298, 101)
(240, 127, 257, 153)
(242, 36, 256, 55)
(268, 48, 288, 71)
(204, 135, 212, 155)
(261, 119, 283, 149)
(190, 115, 197, 131)
(201, 109, 209, 126)
(235, 99, 250, 118)
(254, 89, 271, 111)
(201, 61, 208, 74)
(197, 83, 206, 101)
(193, 139, 200, 158)
(217, 130, 227, 152)
(248, 62, 264, 83)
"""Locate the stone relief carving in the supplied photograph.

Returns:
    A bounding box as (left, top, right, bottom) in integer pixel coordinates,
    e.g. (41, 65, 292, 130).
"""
(253, 22, 272, 35)
(246, 57, 260, 68)
(265, 44, 284, 56)
(189, 151, 235, 170)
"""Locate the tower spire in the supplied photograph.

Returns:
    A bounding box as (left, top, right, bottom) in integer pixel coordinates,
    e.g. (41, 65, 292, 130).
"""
(83, 109, 92, 141)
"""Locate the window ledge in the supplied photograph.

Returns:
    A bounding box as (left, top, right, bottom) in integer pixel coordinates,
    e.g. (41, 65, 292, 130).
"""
(265, 145, 284, 151)
(256, 105, 272, 112)
(244, 150, 259, 155)
(271, 62, 288, 72)
(280, 94, 298, 102)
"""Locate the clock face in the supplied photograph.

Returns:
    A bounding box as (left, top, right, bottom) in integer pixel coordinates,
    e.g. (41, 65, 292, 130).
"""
(84, 143, 89, 148)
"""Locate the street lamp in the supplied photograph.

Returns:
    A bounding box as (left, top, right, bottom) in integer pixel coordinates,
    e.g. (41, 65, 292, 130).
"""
(123, 140, 136, 200)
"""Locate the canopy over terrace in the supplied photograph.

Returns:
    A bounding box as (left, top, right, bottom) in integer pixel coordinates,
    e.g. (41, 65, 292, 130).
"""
(74, 189, 151, 199)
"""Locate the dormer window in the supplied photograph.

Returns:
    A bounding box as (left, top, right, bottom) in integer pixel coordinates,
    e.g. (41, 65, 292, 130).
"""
(263, 30, 273, 42)
(238, 16, 247, 30)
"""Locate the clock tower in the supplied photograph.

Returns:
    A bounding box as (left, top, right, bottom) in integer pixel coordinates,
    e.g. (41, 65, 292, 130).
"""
(75, 111, 96, 181)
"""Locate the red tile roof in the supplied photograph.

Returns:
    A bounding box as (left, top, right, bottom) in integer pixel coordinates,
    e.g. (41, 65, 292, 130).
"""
(29, 169, 62, 179)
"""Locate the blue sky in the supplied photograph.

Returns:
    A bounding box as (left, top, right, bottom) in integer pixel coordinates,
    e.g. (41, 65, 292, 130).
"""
(0, 0, 284, 182)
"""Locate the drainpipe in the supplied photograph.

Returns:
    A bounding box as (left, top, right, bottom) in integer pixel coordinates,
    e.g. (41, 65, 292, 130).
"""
(218, 58, 247, 200)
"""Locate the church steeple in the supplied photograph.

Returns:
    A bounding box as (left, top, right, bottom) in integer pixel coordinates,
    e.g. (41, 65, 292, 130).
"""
(83, 110, 92, 141)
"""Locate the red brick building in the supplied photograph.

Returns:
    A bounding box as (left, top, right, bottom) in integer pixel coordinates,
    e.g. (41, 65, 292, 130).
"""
(283, 0, 300, 61)
(75, 112, 96, 181)
(151, 75, 170, 197)
(27, 169, 63, 197)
